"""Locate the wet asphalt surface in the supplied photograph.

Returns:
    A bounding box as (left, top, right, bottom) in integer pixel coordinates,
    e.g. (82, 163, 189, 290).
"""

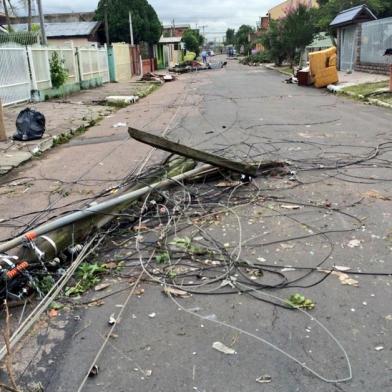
(12, 58, 392, 391)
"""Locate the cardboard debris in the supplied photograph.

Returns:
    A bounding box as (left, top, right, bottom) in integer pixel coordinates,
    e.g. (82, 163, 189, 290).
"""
(94, 283, 111, 292)
(363, 190, 391, 201)
(212, 341, 236, 355)
(331, 271, 359, 287)
(163, 287, 190, 298)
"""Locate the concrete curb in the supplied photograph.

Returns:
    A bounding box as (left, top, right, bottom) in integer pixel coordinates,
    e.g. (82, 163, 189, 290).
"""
(264, 64, 293, 76)
(328, 84, 392, 109)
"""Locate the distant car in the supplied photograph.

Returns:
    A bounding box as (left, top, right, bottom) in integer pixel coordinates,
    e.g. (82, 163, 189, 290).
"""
(208, 50, 215, 56)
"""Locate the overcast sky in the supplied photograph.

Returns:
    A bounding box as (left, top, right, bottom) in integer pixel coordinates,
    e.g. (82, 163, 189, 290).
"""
(36, 0, 277, 41)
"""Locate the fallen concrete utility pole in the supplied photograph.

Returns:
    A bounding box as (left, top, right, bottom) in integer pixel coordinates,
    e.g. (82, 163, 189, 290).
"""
(0, 163, 213, 255)
(129, 127, 259, 176)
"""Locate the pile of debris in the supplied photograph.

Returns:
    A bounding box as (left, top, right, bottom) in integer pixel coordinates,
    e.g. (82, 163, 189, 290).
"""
(140, 72, 176, 84)
(169, 60, 227, 74)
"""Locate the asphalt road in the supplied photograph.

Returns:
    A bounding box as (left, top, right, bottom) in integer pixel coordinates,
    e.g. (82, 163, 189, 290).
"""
(14, 57, 392, 392)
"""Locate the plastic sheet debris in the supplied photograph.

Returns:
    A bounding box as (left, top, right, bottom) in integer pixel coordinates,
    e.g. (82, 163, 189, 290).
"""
(281, 204, 301, 210)
(212, 341, 236, 355)
(88, 365, 99, 377)
(108, 313, 116, 325)
(256, 375, 272, 384)
(347, 239, 361, 248)
(113, 122, 127, 128)
(106, 96, 139, 105)
(13, 108, 46, 141)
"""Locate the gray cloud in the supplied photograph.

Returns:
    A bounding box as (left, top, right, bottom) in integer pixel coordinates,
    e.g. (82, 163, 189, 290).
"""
(38, 0, 277, 40)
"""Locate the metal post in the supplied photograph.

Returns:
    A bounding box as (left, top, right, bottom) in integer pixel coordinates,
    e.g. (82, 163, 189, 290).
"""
(389, 65, 392, 92)
(104, 0, 110, 45)
(36, 0, 47, 45)
(129, 11, 134, 46)
(0, 99, 7, 142)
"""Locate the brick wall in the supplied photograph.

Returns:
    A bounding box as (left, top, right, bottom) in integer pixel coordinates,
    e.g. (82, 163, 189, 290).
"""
(355, 63, 390, 75)
(142, 59, 156, 74)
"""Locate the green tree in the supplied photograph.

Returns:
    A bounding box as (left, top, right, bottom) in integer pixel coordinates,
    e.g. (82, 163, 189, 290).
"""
(315, 0, 385, 30)
(283, 4, 317, 65)
(182, 29, 201, 55)
(261, 20, 286, 65)
(235, 25, 254, 55)
(261, 4, 316, 66)
(225, 28, 235, 45)
(95, 0, 161, 44)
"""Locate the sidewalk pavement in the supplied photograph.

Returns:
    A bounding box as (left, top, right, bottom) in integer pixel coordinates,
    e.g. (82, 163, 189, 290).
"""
(0, 75, 188, 243)
(0, 80, 157, 175)
(333, 70, 389, 90)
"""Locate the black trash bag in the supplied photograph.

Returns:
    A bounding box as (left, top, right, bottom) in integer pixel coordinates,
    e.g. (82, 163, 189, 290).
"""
(13, 108, 46, 141)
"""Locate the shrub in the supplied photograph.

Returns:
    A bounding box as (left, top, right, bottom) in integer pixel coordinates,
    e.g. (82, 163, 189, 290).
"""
(240, 51, 272, 65)
(49, 52, 68, 89)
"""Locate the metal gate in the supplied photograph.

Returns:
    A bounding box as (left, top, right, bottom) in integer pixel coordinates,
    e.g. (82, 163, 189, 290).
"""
(0, 44, 31, 106)
(78, 46, 110, 83)
(340, 25, 357, 71)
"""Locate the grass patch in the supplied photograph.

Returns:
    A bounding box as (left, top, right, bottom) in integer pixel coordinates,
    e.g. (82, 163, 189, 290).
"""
(374, 94, 392, 105)
(137, 83, 159, 98)
(341, 81, 388, 97)
(274, 66, 294, 76)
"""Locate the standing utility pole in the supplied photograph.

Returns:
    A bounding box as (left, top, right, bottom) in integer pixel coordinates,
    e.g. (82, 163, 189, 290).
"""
(27, 0, 32, 32)
(200, 25, 208, 41)
(104, 0, 110, 45)
(129, 11, 134, 46)
(36, 0, 47, 45)
(0, 99, 7, 142)
(2, 0, 11, 31)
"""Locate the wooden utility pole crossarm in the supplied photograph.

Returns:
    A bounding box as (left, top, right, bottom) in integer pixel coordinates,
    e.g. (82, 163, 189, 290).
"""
(128, 127, 258, 176)
(0, 99, 7, 142)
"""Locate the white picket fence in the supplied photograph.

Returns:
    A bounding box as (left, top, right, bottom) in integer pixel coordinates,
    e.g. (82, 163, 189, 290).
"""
(78, 46, 110, 83)
(0, 44, 31, 106)
(28, 45, 79, 91)
(0, 43, 110, 106)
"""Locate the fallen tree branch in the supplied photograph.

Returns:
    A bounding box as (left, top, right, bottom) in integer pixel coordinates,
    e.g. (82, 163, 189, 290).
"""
(2, 301, 21, 392)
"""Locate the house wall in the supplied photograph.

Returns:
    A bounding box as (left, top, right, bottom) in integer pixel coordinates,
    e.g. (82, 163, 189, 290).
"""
(112, 42, 132, 82)
(15, 12, 95, 24)
(162, 26, 189, 38)
(268, 0, 318, 19)
(48, 37, 93, 47)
